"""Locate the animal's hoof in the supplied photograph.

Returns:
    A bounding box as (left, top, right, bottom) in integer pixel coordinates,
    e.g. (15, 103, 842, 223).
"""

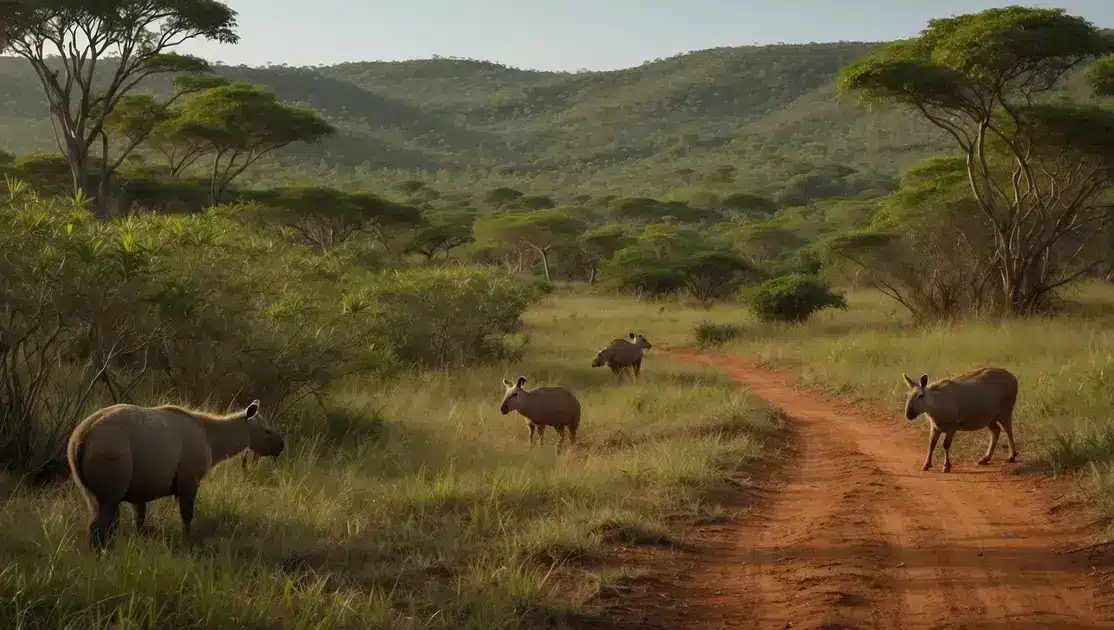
(977, 458, 990, 465)
(921, 464, 932, 471)
(1007, 455, 1017, 463)
(943, 464, 952, 473)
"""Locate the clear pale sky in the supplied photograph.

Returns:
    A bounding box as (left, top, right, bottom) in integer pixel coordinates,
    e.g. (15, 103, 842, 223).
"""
(178, 1, 1114, 71)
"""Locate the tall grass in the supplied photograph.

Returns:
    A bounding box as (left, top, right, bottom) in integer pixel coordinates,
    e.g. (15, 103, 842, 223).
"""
(0, 293, 780, 629)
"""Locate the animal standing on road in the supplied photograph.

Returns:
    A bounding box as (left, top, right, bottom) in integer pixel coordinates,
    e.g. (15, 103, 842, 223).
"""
(67, 399, 285, 550)
(591, 332, 653, 381)
(901, 367, 1019, 473)
(499, 376, 581, 452)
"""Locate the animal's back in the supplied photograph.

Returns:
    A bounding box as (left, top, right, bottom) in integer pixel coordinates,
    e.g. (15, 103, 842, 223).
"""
(69, 405, 205, 504)
(529, 386, 581, 427)
(933, 367, 1018, 416)
(602, 338, 642, 365)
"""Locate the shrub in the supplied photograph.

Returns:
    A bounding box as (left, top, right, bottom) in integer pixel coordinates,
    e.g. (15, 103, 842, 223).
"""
(0, 181, 550, 477)
(693, 321, 745, 346)
(747, 274, 847, 323)
(358, 266, 552, 368)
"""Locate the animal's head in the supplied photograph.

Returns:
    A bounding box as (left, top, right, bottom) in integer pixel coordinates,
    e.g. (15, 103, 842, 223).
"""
(499, 376, 527, 415)
(243, 400, 285, 457)
(629, 332, 652, 349)
(901, 373, 931, 421)
(591, 349, 606, 368)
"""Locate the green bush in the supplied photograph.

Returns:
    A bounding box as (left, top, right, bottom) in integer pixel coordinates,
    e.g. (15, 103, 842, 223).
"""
(693, 321, 745, 346)
(358, 266, 552, 368)
(0, 180, 549, 477)
(747, 273, 847, 323)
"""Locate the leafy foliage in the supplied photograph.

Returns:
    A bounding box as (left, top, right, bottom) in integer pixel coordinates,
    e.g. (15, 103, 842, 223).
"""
(693, 321, 745, 346)
(169, 83, 336, 203)
(748, 274, 847, 323)
(839, 6, 1114, 314)
(0, 0, 238, 212)
(0, 179, 547, 477)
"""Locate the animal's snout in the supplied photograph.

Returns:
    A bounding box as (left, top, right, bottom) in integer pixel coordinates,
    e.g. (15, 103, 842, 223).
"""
(273, 439, 285, 456)
(500, 404, 509, 415)
(905, 408, 918, 421)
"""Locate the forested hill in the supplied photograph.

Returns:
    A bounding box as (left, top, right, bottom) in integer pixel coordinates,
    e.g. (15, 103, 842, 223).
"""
(0, 42, 988, 193)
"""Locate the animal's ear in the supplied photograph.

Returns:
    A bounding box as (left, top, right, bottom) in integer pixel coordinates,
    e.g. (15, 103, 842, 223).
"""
(628, 332, 636, 339)
(919, 374, 929, 388)
(902, 373, 917, 388)
(516, 376, 527, 387)
(502, 378, 512, 388)
(245, 400, 260, 418)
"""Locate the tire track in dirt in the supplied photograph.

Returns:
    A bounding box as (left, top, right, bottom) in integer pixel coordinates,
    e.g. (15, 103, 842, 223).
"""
(589, 349, 1114, 629)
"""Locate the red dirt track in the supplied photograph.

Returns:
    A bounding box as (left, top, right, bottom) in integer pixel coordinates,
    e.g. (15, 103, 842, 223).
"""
(591, 349, 1114, 629)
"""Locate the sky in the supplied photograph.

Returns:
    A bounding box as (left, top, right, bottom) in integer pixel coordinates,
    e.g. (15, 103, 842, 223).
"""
(177, 1, 1114, 71)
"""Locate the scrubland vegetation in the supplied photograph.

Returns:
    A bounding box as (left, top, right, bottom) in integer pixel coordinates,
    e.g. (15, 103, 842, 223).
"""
(6, 1, 1114, 627)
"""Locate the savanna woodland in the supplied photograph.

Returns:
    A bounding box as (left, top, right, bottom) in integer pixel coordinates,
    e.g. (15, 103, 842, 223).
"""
(6, 2, 1114, 628)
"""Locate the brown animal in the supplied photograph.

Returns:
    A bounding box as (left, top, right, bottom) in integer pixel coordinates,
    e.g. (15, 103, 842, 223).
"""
(591, 332, 653, 380)
(902, 367, 1019, 473)
(67, 399, 285, 550)
(499, 376, 581, 451)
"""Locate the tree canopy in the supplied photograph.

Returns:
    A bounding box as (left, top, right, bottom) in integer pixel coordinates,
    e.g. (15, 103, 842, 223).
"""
(838, 6, 1114, 314)
(0, 0, 238, 212)
(169, 83, 335, 204)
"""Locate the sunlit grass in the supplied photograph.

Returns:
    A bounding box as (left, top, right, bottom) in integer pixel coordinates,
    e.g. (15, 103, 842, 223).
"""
(692, 282, 1114, 478)
(0, 292, 780, 628)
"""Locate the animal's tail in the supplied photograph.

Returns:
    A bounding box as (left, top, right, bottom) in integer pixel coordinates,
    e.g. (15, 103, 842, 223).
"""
(67, 437, 95, 515)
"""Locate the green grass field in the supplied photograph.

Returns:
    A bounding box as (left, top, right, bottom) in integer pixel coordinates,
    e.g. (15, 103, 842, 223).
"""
(0, 292, 781, 629)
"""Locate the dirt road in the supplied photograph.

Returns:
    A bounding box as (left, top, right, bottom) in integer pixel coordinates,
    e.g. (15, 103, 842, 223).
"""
(593, 350, 1114, 629)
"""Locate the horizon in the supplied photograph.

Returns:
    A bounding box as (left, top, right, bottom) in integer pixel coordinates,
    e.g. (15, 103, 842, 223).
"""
(165, 0, 1114, 72)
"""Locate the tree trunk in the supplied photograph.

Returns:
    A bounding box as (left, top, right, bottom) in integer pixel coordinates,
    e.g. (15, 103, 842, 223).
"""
(539, 250, 551, 282)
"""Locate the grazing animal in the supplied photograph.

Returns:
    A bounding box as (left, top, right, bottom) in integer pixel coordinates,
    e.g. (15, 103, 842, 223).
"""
(591, 332, 653, 380)
(901, 367, 1019, 473)
(67, 399, 284, 550)
(499, 376, 581, 451)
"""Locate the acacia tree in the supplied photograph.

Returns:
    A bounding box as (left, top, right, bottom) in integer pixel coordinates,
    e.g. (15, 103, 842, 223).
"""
(169, 83, 335, 204)
(0, 0, 238, 214)
(246, 186, 418, 252)
(476, 209, 584, 281)
(102, 75, 228, 178)
(404, 211, 475, 260)
(838, 7, 1114, 314)
(823, 157, 1000, 319)
(483, 186, 523, 210)
(578, 224, 634, 284)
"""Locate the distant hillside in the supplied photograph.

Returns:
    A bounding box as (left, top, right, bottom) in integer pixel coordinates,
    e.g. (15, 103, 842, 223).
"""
(0, 42, 1002, 195)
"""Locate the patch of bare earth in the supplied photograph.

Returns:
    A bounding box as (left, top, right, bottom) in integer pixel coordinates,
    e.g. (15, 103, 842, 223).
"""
(581, 349, 1114, 629)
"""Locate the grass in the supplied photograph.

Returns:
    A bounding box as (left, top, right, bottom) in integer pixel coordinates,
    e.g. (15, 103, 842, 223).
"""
(680, 282, 1114, 482)
(0, 292, 781, 629)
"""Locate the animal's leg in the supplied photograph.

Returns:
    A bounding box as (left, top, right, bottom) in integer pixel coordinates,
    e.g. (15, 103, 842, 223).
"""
(527, 423, 537, 448)
(568, 424, 578, 447)
(977, 422, 1001, 465)
(536, 425, 546, 447)
(923, 426, 941, 471)
(177, 492, 197, 539)
(942, 430, 957, 473)
(90, 501, 120, 550)
(131, 501, 148, 532)
(633, 359, 642, 378)
(555, 426, 567, 452)
(609, 363, 621, 376)
(1001, 412, 1019, 463)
